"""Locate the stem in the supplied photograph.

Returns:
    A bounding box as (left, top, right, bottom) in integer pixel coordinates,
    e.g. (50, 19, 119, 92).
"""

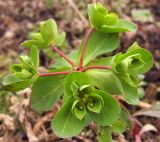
(50, 44, 77, 67)
(80, 65, 112, 72)
(135, 135, 142, 142)
(39, 66, 111, 77)
(39, 71, 70, 77)
(79, 28, 94, 68)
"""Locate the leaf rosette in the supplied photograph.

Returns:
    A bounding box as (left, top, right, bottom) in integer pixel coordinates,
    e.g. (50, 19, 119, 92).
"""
(2, 47, 39, 91)
(71, 82, 104, 120)
(112, 42, 153, 87)
(22, 19, 66, 49)
(52, 72, 121, 138)
(88, 3, 137, 33)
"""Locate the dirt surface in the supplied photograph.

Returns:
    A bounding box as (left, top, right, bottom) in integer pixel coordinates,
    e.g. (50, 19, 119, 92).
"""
(0, 0, 160, 142)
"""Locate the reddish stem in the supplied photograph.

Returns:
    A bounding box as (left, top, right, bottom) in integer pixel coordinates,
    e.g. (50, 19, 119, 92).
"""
(133, 123, 140, 137)
(79, 28, 94, 68)
(50, 44, 77, 67)
(39, 71, 70, 77)
(80, 65, 112, 72)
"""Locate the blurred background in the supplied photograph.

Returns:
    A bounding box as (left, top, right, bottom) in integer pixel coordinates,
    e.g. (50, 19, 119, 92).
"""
(0, 0, 160, 142)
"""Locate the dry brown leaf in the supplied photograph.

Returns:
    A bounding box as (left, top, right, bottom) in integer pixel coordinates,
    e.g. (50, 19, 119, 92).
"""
(134, 104, 160, 118)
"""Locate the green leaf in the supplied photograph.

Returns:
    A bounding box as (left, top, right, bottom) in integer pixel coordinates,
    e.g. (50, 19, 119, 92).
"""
(112, 120, 126, 134)
(125, 42, 153, 74)
(86, 70, 123, 95)
(112, 105, 132, 134)
(71, 100, 86, 120)
(79, 84, 92, 91)
(30, 75, 65, 112)
(54, 32, 66, 46)
(114, 54, 130, 73)
(89, 90, 121, 126)
(86, 56, 114, 67)
(40, 19, 66, 47)
(50, 50, 78, 69)
(22, 19, 65, 49)
(86, 65, 139, 105)
(121, 80, 139, 105)
(30, 32, 44, 41)
(40, 19, 58, 43)
(2, 74, 38, 91)
(98, 126, 112, 142)
(120, 105, 133, 129)
(10, 64, 22, 72)
(105, 13, 118, 25)
(88, 3, 137, 33)
(114, 53, 145, 75)
(121, 105, 133, 125)
(99, 19, 137, 33)
(30, 46, 39, 69)
(118, 73, 139, 87)
(18, 55, 32, 68)
(129, 54, 145, 68)
(71, 82, 80, 99)
(15, 55, 37, 76)
(87, 93, 103, 113)
(52, 98, 85, 138)
(65, 72, 92, 96)
(88, 3, 107, 28)
(22, 39, 48, 49)
(114, 42, 153, 75)
(13, 69, 33, 79)
(77, 31, 119, 66)
(2, 52, 38, 92)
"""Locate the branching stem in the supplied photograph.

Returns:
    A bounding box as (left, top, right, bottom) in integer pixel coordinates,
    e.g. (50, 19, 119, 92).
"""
(39, 71, 70, 77)
(40, 66, 112, 77)
(79, 28, 94, 68)
(41, 29, 112, 77)
(50, 44, 77, 67)
(80, 65, 112, 72)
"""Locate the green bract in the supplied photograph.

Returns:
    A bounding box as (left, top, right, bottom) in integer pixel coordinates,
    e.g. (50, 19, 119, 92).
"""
(116, 42, 153, 74)
(88, 3, 137, 33)
(2, 2, 153, 142)
(112, 42, 153, 86)
(65, 72, 105, 120)
(2, 46, 39, 91)
(52, 72, 121, 138)
(22, 19, 66, 49)
(85, 42, 153, 105)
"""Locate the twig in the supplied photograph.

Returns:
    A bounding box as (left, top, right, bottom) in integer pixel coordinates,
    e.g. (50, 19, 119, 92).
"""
(33, 108, 58, 135)
(79, 28, 94, 68)
(80, 65, 112, 72)
(39, 71, 70, 77)
(24, 118, 39, 142)
(50, 44, 77, 67)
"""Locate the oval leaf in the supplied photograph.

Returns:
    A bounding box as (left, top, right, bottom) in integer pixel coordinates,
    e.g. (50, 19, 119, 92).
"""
(72, 100, 86, 120)
(52, 98, 85, 138)
(89, 90, 121, 126)
(31, 75, 65, 112)
(77, 31, 119, 66)
(30, 46, 39, 69)
(65, 72, 92, 96)
(2, 74, 38, 91)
